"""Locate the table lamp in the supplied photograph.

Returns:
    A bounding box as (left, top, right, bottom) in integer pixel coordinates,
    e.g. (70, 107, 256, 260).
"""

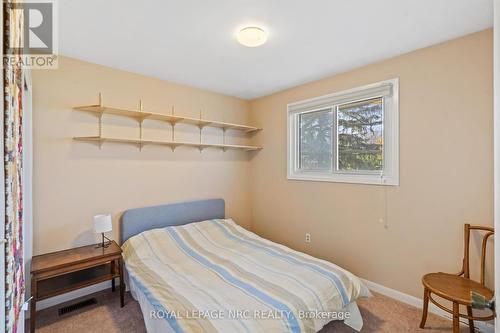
(93, 214, 112, 248)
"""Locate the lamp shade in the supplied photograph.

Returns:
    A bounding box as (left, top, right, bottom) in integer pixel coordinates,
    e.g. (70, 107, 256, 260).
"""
(93, 214, 112, 234)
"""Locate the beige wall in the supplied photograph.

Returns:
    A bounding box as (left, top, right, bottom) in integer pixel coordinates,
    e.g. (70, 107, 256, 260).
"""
(32, 56, 254, 255)
(249, 29, 494, 298)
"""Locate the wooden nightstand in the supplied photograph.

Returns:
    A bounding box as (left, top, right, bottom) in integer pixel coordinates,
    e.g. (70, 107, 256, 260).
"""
(30, 241, 124, 333)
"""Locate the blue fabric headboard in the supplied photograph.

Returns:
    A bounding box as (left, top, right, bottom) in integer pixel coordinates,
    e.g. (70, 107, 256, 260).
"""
(120, 199, 225, 244)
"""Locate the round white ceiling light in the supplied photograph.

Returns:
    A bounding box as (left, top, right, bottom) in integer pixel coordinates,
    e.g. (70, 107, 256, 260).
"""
(237, 26, 268, 47)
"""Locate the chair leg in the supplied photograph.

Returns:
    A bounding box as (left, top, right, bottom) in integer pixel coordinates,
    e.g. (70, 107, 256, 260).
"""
(466, 306, 475, 333)
(453, 302, 460, 333)
(420, 288, 430, 329)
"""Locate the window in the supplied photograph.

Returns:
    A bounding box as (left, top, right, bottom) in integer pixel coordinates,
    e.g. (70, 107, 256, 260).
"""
(288, 79, 399, 185)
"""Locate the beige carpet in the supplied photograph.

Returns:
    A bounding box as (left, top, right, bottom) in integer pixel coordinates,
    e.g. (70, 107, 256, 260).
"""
(27, 289, 472, 333)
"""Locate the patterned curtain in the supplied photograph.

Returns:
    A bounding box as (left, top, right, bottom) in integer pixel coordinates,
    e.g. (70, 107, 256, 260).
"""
(4, 1, 26, 332)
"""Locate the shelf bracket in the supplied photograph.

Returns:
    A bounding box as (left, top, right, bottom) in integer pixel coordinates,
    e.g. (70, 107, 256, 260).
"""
(198, 109, 205, 151)
(170, 106, 176, 151)
(139, 119, 144, 151)
(138, 99, 146, 151)
(98, 111, 104, 150)
(138, 98, 146, 124)
(97, 93, 104, 136)
(222, 128, 227, 152)
(198, 109, 203, 153)
(98, 114, 103, 137)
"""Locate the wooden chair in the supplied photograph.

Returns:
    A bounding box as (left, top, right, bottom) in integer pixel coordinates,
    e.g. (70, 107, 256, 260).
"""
(420, 224, 494, 333)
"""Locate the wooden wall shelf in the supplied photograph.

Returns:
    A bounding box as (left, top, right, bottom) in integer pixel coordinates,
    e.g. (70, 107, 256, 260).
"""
(74, 103, 261, 133)
(73, 94, 262, 153)
(73, 136, 262, 151)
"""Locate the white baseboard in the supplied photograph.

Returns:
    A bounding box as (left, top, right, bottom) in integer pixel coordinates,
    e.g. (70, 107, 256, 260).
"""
(360, 278, 495, 333)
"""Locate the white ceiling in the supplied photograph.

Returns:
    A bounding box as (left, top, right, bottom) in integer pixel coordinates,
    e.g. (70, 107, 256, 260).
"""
(59, 0, 493, 99)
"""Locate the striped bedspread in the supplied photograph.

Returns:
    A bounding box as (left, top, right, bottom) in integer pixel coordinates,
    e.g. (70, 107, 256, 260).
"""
(122, 219, 369, 333)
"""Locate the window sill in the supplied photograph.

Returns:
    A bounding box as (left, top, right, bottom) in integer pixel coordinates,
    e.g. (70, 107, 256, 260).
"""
(287, 172, 399, 186)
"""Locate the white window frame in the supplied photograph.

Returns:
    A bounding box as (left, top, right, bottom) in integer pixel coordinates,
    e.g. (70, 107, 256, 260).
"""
(287, 78, 399, 186)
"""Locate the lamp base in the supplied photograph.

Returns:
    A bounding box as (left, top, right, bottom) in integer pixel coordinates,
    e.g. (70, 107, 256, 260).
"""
(95, 233, 111, 248)
(95, 241, 110, 249)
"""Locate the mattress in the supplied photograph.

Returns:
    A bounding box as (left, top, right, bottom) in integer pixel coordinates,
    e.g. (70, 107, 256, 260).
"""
(123, 219, 369, 333)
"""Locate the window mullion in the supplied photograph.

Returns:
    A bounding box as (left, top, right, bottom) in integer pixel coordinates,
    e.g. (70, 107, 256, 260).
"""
(332, 105, 338, 174)
(296, 113, 301, 172)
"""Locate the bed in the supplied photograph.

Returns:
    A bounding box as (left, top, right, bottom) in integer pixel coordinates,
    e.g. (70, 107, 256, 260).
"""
(120, 199, 369, 333)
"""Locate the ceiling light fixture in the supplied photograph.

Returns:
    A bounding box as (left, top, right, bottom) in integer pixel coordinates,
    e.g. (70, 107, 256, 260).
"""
(237, 26, 268, 47)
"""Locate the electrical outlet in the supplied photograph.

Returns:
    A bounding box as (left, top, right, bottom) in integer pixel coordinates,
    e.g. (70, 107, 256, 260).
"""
(305, 233, 311, 243)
